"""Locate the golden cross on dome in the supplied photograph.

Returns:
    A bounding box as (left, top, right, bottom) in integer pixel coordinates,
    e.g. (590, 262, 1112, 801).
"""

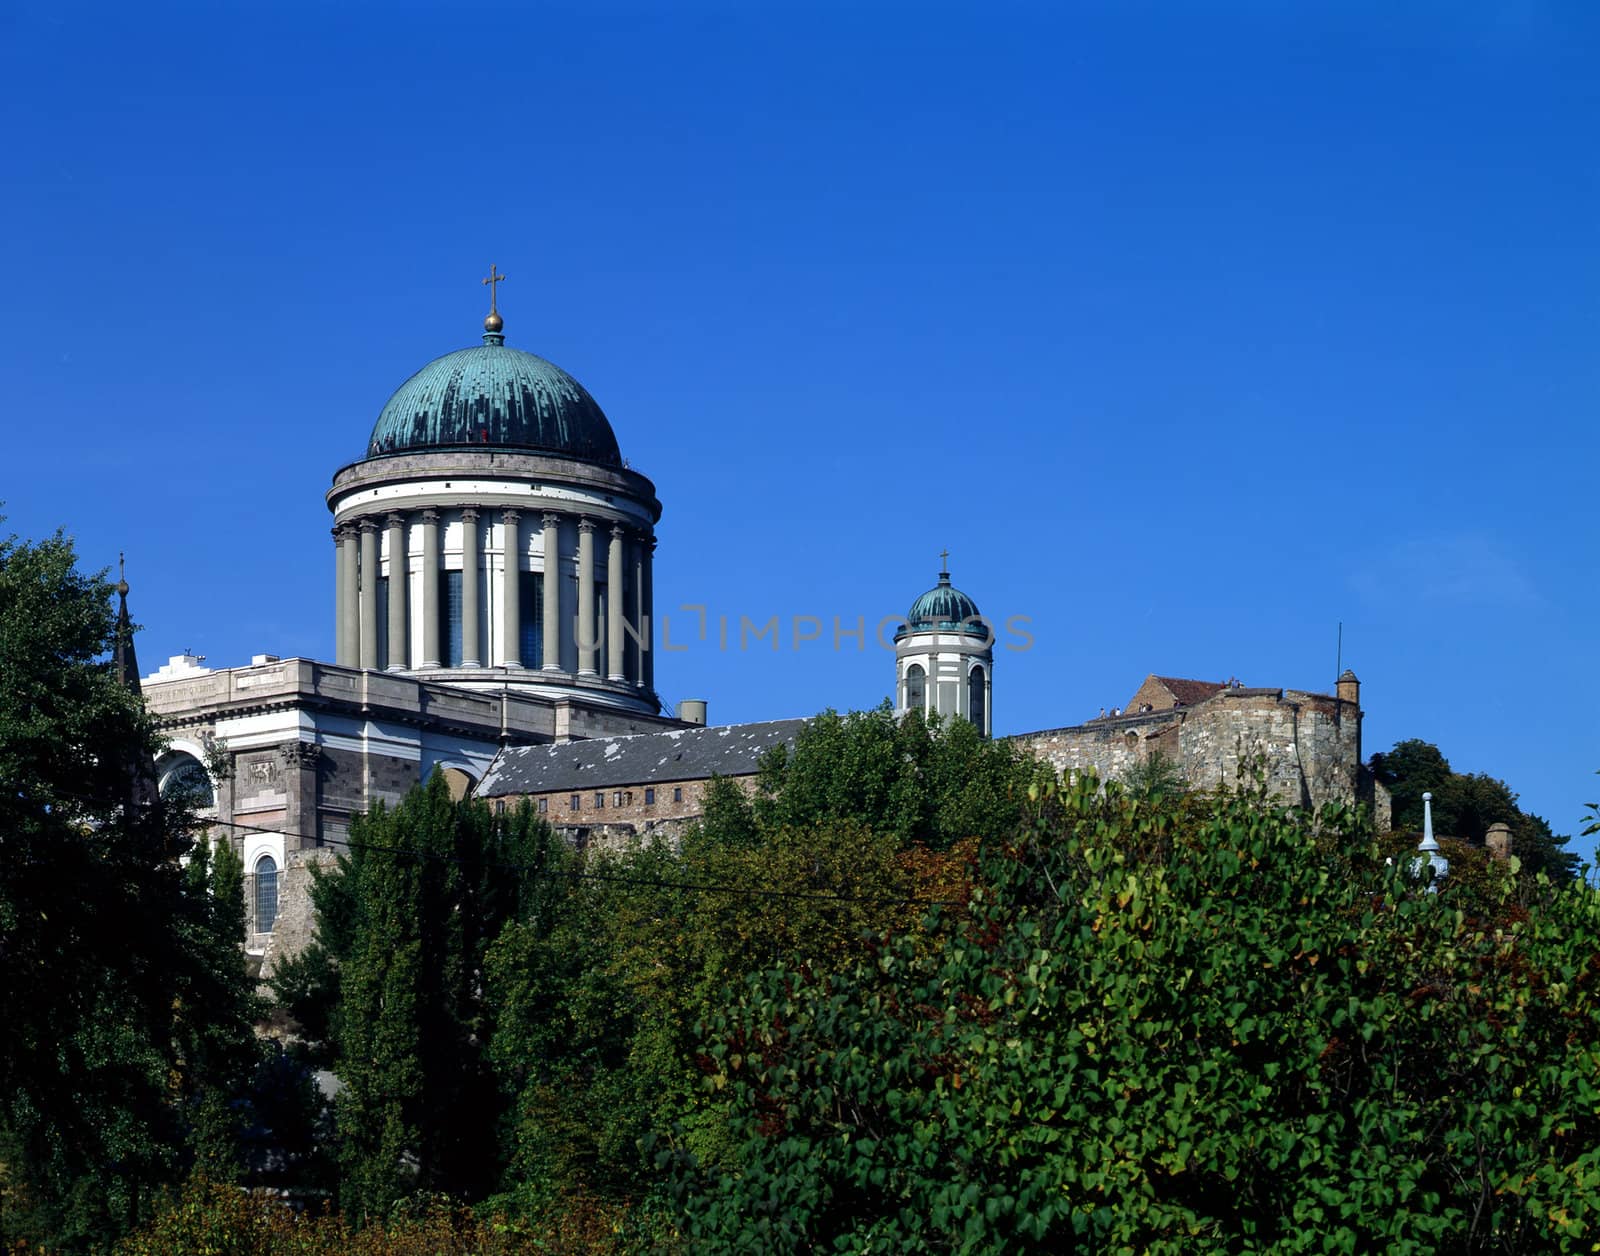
(940, 548, 950, 575)
(482, 264, 507, 314)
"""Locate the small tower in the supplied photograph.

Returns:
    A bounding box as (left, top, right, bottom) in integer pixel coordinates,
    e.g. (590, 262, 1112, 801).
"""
(894, 555, 993, 736)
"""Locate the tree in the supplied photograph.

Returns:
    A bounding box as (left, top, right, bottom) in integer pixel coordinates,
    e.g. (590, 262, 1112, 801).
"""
(676, 771, 1600, 1252)
(678, 768, 1600, 1248)
(297, 774, 548, 1222)
(0, 527, 258, 1251)
(1370, 738, 1577, 880)
(753, 704, 1039, 851)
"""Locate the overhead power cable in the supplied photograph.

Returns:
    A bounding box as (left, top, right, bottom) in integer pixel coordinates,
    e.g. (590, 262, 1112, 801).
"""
(187, 812, 969, 910)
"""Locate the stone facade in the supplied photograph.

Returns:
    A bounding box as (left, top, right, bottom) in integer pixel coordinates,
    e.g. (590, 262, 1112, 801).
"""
(143, 651, 688, 976)
(1009, 672, 1391, 829)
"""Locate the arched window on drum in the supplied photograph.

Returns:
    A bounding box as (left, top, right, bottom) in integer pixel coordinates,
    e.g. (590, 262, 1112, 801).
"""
(254, 854, 279, 932)
(905, 663, 926, 714)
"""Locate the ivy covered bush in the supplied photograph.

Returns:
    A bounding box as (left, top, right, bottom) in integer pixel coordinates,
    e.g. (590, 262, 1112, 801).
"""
(679, 773, 1600, 1253)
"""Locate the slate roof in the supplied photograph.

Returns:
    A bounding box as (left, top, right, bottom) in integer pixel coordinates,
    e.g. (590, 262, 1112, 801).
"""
(476, 718, 809, 799)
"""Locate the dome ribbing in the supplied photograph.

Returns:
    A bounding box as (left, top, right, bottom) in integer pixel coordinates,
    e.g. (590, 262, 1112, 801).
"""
(366, 331, 622, 466)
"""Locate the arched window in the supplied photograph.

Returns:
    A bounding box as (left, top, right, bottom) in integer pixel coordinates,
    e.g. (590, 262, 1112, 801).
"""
(254, 855, 279, 932)
(969, 666, 987, 733)
(905, 663, 926, 713)
(159, 754, 214, 808)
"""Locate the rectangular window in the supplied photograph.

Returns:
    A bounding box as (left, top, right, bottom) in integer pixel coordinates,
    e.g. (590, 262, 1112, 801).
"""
(518, 571, 544, 667)
(375, 576, 390, 669)
(570, 794, 581, 811)
(645, 787, 655, 805)
(613, 791, 622, 806)
(673, 786, 683, 803)
(494, 799, 505, 815)
(441, 569, 464, 666)
(595, 792, 605, 809)
(537, 797, 548, 813)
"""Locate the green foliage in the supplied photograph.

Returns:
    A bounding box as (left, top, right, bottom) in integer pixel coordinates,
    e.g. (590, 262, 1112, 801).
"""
(1371, 737, 1577, 881)
(312, 776, 550, 1223)
(754, 704, 1038, 850)
(0, 527, 259, 1252)
(678, 772, 1600, 1252)
(1120, 749, 1188, 801)
(113, 1172, 643, 1255)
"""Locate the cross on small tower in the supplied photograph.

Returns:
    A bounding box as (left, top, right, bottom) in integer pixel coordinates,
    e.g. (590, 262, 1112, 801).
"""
(482, 263, 507, 314)
(939, 548, 950, 575)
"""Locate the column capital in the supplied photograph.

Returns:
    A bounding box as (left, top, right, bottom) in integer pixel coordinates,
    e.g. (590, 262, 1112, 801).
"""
(384, 511, 404, 529)
(577, 516, 596, 534)
(421, 508, 440, 524)
(358, 517, 380, 535)
(611, 522, 624, 540)
(332, 524, 350, 542)
(502, 507, 521, 524)
(541, 511, 560, 529)
(461, 505, 481, 522)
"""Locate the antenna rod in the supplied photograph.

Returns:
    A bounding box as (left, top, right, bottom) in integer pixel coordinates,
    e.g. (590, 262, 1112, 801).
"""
(1336, 621, 1342, 683)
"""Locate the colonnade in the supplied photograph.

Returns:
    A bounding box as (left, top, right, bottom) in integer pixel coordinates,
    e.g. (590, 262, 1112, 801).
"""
(332, 506, 654, 692)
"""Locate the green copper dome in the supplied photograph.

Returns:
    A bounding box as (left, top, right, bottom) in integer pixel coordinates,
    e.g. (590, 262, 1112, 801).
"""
(366, 329, 622, 466)
(897, 571, 984, 639)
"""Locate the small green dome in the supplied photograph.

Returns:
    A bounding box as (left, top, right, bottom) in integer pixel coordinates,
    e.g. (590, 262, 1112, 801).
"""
(366, 330, 622, 466)
(898, 571, 984, 639)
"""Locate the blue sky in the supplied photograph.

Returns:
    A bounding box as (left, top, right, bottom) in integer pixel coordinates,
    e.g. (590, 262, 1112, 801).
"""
(3, 2, 1596, 843)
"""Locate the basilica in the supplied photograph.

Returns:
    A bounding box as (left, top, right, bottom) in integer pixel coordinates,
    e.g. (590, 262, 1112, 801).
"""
(138, 276, 1382, 975)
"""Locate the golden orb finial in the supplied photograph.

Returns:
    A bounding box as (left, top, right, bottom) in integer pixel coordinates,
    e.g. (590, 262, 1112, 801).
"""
(482, 264, 507, 336)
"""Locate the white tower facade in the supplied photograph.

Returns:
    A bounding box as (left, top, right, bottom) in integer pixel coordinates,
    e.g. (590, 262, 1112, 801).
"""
(893, 564, 993, 736)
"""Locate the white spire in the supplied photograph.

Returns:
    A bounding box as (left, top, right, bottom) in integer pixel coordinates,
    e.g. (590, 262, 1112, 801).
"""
(1413, 790, 1449, 892)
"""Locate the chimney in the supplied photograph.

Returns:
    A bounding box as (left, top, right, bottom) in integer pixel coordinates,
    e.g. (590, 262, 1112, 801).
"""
(1486, 822, 1513, 861)
(676, 699, 707, 727)
(1336, 668, 1360, 707)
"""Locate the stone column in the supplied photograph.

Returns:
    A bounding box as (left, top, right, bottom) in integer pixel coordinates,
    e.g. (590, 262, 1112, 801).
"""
(460, 508, 481, 667)
(420, 509, 440, 668)
(541, 512, 561, 671)
(632, 536, 645, 687)
(501, 509, 521, 667)
(642, 535, 656, 695)
(385, 512, 407, 671)
(577, 517, 597, 676)
(358, 519, 379, 669)
(607, 524, 626, 681)
(334, 525, 357, 667)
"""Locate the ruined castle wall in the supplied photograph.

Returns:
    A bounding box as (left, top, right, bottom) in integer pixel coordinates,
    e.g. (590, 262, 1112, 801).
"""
(1010, 690, 1367, 813)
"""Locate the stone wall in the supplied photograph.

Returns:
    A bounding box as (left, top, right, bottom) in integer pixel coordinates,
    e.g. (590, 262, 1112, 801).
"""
(258, 848, 338, 981)
(1010, 687, 1390, 828)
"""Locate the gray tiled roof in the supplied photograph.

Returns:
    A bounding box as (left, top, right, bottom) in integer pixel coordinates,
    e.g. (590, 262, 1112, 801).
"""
(476, 718, 810, 798)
